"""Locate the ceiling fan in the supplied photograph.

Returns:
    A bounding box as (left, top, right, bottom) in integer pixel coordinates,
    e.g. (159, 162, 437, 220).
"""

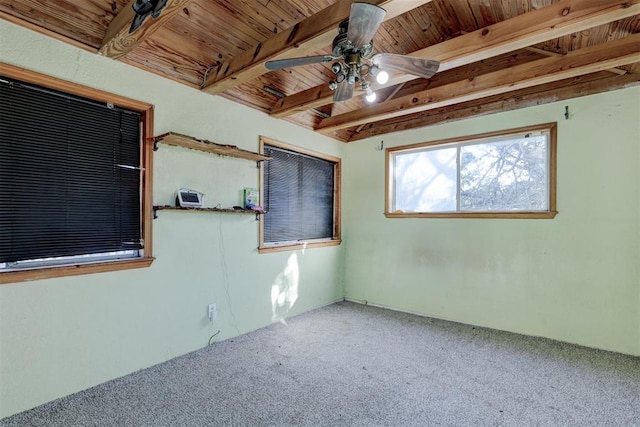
(129, 0, 168, 33)
(265, 2, 440, 103)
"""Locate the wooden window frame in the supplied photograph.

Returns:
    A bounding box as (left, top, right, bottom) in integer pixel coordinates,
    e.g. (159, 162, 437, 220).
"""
(0, 63, 154, 285)
(385, 123, 558, 219)
(258, 136, 341, 254)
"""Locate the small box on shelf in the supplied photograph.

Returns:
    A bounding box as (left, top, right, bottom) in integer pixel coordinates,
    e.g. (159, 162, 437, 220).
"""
(243, 187, 259, 209)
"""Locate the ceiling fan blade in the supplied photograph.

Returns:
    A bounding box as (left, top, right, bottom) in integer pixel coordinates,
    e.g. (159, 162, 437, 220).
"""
(372, 53, 440, 79)
(333, 80, 354, 102)
(347, 3, 386, 48)
(265, 55, 333, 71)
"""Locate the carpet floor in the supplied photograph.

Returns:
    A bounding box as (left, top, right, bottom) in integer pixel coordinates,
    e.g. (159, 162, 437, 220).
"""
(2, 301, 639, 426)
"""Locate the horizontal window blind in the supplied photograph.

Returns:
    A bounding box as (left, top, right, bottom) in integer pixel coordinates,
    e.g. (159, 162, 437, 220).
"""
(0, 77, 142, 263)
(263, 145, 335, 243)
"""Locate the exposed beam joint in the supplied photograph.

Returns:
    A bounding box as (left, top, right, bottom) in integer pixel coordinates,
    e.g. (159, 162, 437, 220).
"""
(271, 0, 640, 118)
(525, 47, 627, 76)
(315, 33, 640, 133)
(349, 72, 640, 141)
(99, 0, 193, 60)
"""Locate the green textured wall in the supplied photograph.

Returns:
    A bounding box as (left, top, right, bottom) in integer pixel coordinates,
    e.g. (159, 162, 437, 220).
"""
(0, 20, 344, 418)
(342, 86, 640, 357)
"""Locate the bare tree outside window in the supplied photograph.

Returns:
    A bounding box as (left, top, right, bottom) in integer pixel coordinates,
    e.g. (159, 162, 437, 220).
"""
(386, 124, 557, 219)
(460, 136, 548, 211)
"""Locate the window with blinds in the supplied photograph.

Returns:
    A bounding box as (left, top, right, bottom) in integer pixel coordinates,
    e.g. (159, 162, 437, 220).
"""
(0, 76, 144, 270)
(260, 138, 341, 252)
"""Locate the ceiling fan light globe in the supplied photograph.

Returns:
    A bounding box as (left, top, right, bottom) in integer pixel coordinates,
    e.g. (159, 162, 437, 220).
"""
(376, 70, 389, 84)
(366, 91, 377, 103)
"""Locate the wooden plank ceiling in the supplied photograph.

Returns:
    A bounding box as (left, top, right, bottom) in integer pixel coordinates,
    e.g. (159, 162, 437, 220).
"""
(1, 0, 639, 142)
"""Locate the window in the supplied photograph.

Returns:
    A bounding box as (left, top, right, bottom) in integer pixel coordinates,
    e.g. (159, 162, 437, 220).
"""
(259, 136, 341, 253)
(0, 63, 154, 284)
(386, 123, 557, 218)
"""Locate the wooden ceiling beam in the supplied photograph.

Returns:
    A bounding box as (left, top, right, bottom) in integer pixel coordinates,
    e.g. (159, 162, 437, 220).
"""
(348, 71, 640, 141)
(99, 0, 193, 60)
(524, 47, 628, 76)
(354, 82, 406, 132)
(314, 33, 640, 133)
(271, 0, 640, 118)
(0, 9, 98, 53)
(200, 0, 434, 95)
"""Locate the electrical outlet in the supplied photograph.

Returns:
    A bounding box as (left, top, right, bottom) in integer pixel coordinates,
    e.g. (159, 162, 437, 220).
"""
(207, 303, 217, 321)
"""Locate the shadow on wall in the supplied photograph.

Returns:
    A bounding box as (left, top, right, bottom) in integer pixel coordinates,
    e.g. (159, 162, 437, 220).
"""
(271, 253, 299, 322)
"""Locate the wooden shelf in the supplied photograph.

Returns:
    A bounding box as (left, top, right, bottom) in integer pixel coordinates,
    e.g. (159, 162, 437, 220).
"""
(153, 205, 265, 219)
(153, 132, 271, 162)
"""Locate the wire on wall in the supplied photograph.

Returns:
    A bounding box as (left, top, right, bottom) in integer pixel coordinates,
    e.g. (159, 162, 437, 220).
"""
(208, 330, 221, 346)
(218, 217, 241, 336)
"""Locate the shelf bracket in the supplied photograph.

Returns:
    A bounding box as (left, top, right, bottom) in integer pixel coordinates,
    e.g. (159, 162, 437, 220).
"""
(153, 139, 160, 151)
(153, 207, 159, 219)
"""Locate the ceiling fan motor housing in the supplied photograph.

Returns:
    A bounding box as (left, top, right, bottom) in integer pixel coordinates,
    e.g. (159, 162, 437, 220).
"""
(332, 20, 349, 56)
(332, 19, 374, 59)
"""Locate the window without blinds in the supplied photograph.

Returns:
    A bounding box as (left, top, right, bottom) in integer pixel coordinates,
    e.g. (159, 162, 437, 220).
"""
(0, 76, 143, 268)
(263, 144, 336, 245)
(385, 123, 557, 219)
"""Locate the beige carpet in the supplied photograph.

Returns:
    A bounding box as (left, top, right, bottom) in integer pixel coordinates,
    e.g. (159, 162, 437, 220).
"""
(2, 301, 639, 426)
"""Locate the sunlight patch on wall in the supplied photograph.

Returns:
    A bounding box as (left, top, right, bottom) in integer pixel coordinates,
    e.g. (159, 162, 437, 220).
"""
(271, 253, 299, 322)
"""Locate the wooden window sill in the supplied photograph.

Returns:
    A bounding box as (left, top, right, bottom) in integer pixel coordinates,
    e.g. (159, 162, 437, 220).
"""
(0, 257, 155, 285)
(384, 212, 558, 219)
(259, 240, 341, 254)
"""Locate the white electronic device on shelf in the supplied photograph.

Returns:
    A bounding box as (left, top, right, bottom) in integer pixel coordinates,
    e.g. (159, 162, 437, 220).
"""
(176, 188, 204, 208)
